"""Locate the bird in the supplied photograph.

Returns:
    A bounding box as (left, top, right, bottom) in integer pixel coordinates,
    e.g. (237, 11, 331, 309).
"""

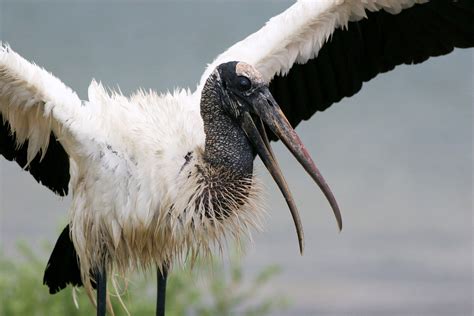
(1, 0, 472, 315)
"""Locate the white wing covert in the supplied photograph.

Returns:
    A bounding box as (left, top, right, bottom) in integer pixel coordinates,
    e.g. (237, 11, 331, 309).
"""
(0, 44, 96, 195)
(201, 0, 473, 132)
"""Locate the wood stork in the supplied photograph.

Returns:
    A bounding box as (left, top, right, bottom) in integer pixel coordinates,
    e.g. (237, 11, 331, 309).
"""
(1, 0, 472, 315)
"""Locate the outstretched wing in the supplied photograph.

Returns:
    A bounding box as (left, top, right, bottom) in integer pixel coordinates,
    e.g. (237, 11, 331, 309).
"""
(0, 44, 92, 195)
(0, 116, 70, 195)
(202, 0, 473, 130)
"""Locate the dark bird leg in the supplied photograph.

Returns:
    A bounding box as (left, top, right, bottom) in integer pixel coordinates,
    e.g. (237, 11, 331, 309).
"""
(156, 265, 168, 316)
(96, 265, 107, 316)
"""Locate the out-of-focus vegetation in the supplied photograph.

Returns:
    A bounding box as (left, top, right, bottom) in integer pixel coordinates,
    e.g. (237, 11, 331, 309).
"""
(0, 242, 288, 316)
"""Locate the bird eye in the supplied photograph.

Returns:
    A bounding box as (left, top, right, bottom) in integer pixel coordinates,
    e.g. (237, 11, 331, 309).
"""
(237, 76, 251, 92)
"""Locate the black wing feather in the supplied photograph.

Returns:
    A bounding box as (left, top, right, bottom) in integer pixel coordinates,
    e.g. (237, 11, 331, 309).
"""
(0, 114, 70, 196)
(269, 0, 474, 131)
(43, 225, 85, 294)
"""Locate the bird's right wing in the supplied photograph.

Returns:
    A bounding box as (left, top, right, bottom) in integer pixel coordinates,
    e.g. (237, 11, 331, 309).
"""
(0, 44, 95, 195)
(200, 0, 473, 131)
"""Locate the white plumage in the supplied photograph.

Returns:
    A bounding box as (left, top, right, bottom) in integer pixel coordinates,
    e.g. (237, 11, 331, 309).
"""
(0, 44, 267, 291)
(200, 0, 423, 85)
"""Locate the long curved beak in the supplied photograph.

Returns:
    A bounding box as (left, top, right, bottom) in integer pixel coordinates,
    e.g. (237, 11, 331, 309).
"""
(240, 88, 342, 253)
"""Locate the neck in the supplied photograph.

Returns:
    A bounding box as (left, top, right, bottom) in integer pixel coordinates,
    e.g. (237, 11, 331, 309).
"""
(200, 73, 254, 178)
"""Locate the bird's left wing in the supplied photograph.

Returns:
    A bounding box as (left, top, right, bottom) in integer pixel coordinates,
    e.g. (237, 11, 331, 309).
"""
(0, 45, 92, 195)
(201, 0, 473, 130)
(0, 115, 70, 195)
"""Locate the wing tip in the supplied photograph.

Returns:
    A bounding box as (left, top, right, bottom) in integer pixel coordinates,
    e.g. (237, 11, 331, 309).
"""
(43, 225, 84, 295)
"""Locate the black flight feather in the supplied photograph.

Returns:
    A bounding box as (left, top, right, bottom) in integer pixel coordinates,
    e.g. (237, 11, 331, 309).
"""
(269, 0, 474, 136)
(43, 225, 85, 294)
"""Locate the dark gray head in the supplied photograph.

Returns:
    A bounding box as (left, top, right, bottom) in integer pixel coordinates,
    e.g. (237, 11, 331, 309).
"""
(213, 61, 266, 119)
(202, 61, 342, 253)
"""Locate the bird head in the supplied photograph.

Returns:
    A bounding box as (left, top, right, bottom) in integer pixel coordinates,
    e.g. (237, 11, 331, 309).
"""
(212, 61, 342, 253)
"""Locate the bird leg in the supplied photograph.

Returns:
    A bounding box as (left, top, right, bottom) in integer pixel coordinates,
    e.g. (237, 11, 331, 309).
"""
(156, 265, 168, 316)
(96, 265, 107, 316)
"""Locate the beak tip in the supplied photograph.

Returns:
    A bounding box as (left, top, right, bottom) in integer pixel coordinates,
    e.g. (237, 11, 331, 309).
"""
(332, 204, 343, 232)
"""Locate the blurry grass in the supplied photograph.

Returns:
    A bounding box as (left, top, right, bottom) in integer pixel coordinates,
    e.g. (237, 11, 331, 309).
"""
(0, 242, 288, 316)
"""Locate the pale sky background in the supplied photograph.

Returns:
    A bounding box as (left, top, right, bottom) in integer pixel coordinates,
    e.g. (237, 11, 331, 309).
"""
(0, 1, 472, 315)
